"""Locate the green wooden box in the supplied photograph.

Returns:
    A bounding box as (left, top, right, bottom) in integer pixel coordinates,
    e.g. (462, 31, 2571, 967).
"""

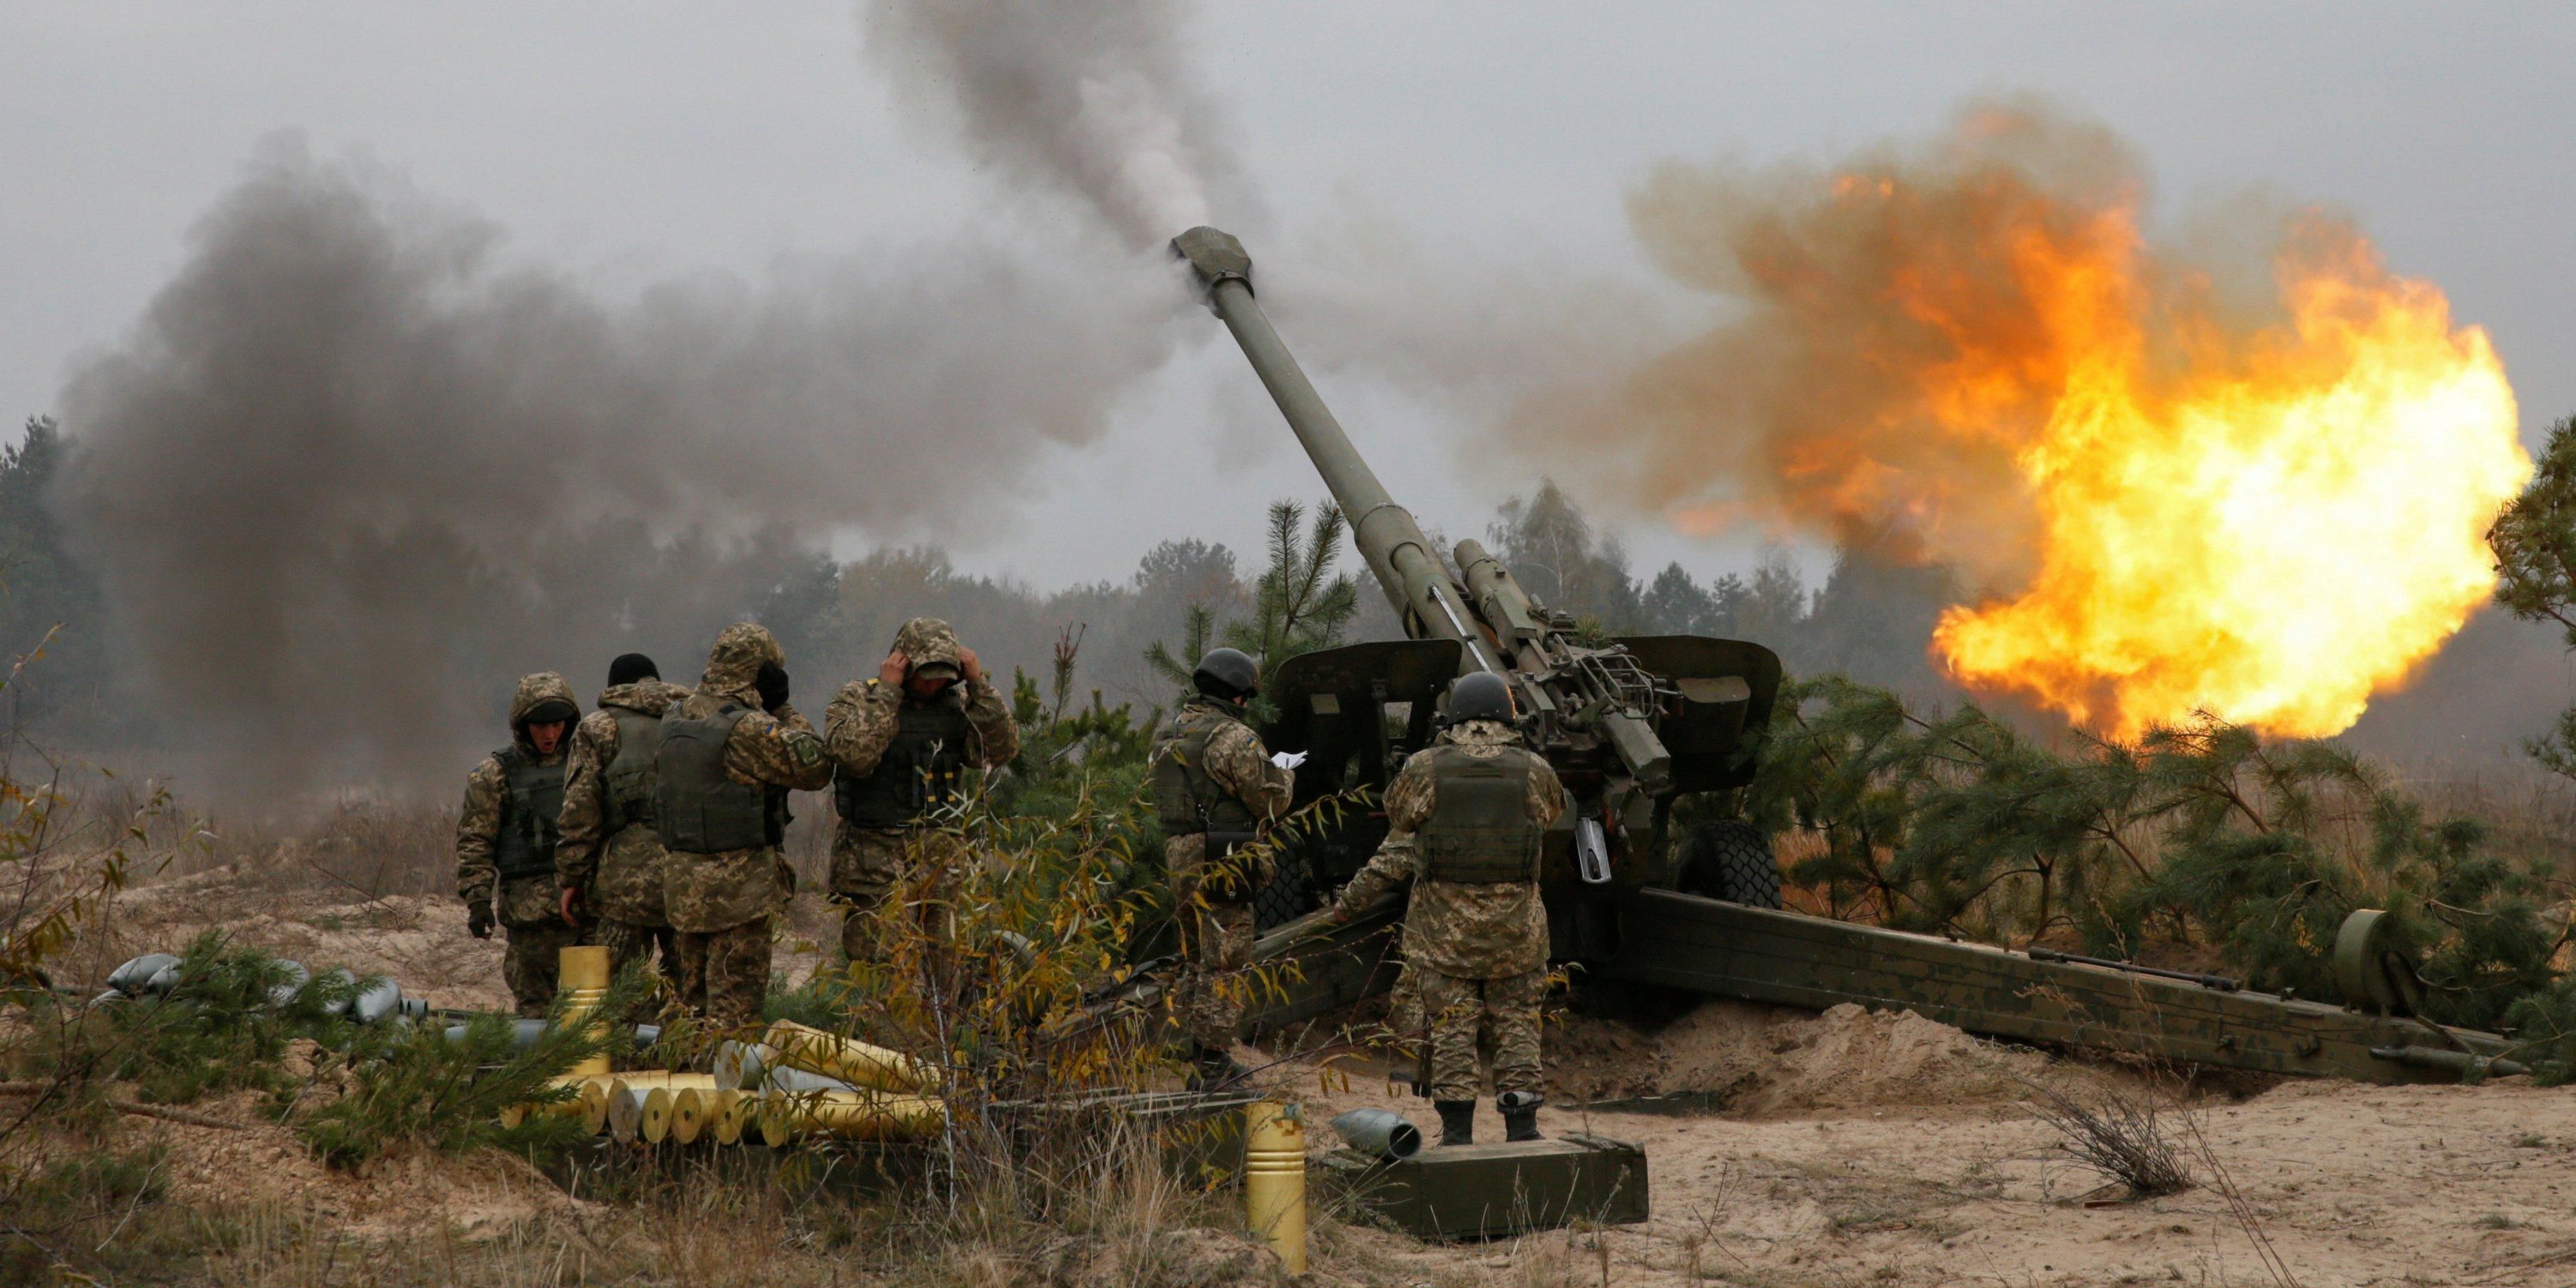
(1320, 1132, 1648, 1241)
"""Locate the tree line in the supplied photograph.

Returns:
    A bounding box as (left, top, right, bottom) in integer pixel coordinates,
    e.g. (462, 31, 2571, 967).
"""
(0, 415, 1946, 763)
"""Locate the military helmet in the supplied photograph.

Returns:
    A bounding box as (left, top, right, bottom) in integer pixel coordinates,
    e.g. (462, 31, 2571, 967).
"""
(1192, 647, 1260, 701)
(1444, 671, 1515, 725)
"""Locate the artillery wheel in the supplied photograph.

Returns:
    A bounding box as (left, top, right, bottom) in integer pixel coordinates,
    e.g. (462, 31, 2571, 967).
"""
(1674, 820, 1782, 910)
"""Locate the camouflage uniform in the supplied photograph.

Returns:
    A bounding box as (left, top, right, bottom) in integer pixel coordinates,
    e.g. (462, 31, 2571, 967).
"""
(456, 673, 585, 1018)
(1151, 694, 1293, 1052)
(554, 676, 687, 992)
(1334, 719, 1563, 1102)
(822, 618, 1018, 964)
(661, 624, 833, 1030)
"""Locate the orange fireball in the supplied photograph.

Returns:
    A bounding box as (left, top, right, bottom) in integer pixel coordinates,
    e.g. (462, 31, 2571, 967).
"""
(1574, 104, 2527, 738)
(1931, 223, 2523, 737)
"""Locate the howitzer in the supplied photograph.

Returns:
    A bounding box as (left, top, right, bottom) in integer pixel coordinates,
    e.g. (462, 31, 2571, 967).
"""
(1174, 226, 2516, 1086)
(1173, 227, 1779, 916)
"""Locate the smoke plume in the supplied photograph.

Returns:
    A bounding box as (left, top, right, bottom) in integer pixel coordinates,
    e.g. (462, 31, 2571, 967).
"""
(1510, 105, 2153, 576)
(863, 0, 1246, 247)
(57, 136, 1185, 791)
(1508, 101, 2526, 738)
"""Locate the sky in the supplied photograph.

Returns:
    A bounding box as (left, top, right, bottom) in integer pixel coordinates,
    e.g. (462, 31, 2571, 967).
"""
(5, 2, 2572, 592)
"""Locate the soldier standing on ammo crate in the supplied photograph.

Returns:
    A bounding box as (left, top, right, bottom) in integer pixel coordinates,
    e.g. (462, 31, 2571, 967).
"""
(655, 623, 834, 1029)
(554, 653, 685, 992)
(822, 617, 1019, 965)
(457, 672, 585, 1018)
(1329, 670, 1564, 1146)
(1150, 647, 1293, 1090)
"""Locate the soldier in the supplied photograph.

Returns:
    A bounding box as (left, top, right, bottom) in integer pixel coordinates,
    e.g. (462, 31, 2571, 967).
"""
(1328, 671, 1563, 1146)
(554, 653, 685, 991)
(1149, 646, 1294, 1090)
(655, 623, 833, 1029)
(457, 673, 585, 1018)
(822, 617, 1019, 964)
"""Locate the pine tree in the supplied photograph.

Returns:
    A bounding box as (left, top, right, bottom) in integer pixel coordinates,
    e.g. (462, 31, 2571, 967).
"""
(1226, 500, 1359, 670)
(1142, 499, 1356, 695)
(2488, 412, 2576, 782)
(0, 416, 105, 724)
(1642, 563, 1718, 634)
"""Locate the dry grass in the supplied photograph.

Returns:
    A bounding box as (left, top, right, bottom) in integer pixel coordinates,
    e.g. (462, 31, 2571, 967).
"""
(2019, 1076, 2196, 1201)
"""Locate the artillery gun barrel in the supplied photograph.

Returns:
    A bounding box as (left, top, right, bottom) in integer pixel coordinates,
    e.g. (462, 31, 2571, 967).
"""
(1452, 539, 1543, 649)
(1171, 226, 1500, 676)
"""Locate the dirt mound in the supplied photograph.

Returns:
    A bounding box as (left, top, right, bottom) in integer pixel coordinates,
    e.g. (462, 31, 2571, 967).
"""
(1551, 1000, 2062, 1113)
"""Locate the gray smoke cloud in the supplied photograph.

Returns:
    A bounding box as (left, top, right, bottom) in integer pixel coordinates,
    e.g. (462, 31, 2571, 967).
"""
(863, 0, 1249, 248)
(861, 0, 1655, 491)
(57, 135, 1186, 791)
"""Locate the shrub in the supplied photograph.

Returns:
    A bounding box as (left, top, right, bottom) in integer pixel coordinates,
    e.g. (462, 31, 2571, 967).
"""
(1748, 678, 2563, 1029)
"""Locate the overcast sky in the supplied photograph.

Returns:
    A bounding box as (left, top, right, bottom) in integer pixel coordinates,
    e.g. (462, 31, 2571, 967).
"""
(6, 2, 2571, 590)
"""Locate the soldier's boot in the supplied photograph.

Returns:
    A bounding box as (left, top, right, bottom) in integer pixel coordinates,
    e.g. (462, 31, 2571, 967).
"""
(1499, 1090, 1544, 1143)
(1186, 1042, 1250, 1092)
(1435, 1100, 1475, 1147)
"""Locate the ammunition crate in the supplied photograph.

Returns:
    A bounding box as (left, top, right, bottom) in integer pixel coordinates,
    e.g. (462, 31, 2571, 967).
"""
(1320, 1132, 1648, 1240)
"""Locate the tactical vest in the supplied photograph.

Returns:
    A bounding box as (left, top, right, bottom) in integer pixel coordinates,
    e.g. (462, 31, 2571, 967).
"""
(835, 699, 973, 828)
(1151, 706, 1262, 835)
(1418, 743, 1544, 884)
(491, 746, 567, 882)
(601, 708, 662, 834)
(655, 704, 785, 854)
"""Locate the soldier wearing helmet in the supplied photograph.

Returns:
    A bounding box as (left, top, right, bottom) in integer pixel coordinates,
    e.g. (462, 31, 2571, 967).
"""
(655, 624, 834, 1028)
(822, 617, 1020, 964)
(455, 672, 585, 1017)
(1150, 646, 1294, 1089)
(1329, 669, 1563, 1146)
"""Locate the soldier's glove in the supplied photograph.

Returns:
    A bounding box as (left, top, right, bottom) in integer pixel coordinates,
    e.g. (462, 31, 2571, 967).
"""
(755, 661, 791, 713)
(466, 901, 495, 940)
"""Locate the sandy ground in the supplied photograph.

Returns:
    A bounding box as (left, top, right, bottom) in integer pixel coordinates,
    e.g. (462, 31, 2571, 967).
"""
(1277, 1006, 2576, 1288)
(64, 876, 2576, 1287)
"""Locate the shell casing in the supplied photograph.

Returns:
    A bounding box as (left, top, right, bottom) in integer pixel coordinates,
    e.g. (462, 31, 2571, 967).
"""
(763, 1019, 934, 1093)
(712, 1089, 753, 1147)
(641, 1087, 677, 1144)
(557, 946, 614, 1079)
(500, 1073, 606, 1131)
(670, 1086, 745, 1145)
(605, 1073, 718, 1143)
(712, 1040, 767, 1091)
(754, 1089, 946, 1147)
(1244, 1101, 1308, 1275)
(607, 1081, 645, 1142)
(670, 1086, 712, 1144)
(579, 1077, 612, 1135)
